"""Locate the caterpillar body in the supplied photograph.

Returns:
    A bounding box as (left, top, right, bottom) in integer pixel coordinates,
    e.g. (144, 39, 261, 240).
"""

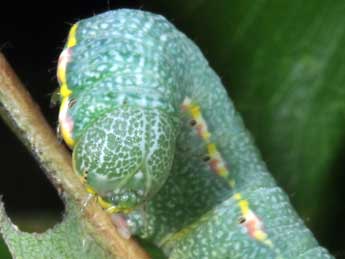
(57, 9, 333, 259)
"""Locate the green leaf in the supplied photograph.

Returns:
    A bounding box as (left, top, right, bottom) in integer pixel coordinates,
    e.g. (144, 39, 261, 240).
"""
(0, 199, 111, 259)
(0, 238, 11, 259)
(148, 0, 345, 245)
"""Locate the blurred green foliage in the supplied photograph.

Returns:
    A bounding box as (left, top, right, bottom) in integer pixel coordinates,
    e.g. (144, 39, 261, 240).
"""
(0, 238, 11, 259)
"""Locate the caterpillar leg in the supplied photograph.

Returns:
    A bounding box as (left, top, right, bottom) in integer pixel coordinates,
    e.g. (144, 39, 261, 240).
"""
(111, 214, 131, 240)
(95, 192, 133, 239)
(77, 171, 133, 239)
(96, 195, 133, 214)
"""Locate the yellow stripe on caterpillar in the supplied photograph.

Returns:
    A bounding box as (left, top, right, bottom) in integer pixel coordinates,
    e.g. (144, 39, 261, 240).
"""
(60, 83, 72, 98)
(58, 97, 75, 148)
(67, 23, 78, 48)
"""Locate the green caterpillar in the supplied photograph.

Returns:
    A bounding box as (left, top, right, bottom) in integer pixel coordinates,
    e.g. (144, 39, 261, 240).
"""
(57, 9, 333, 259)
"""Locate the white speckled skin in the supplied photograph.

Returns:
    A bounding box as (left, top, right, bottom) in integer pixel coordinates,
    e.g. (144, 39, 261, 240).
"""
(59, 9, 333, 259)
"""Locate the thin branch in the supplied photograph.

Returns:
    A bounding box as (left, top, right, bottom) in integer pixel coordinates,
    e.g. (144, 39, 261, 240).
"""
(0, 53, 150, 259)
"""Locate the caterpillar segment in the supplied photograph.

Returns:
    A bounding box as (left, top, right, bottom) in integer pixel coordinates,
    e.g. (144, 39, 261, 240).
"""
(180, 97, 280, 257)
(57, 9, 333, 259)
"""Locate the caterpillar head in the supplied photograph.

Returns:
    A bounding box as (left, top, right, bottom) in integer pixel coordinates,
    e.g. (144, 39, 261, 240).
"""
(69, 106, 176, 211)
(60, 100, 176, 211)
